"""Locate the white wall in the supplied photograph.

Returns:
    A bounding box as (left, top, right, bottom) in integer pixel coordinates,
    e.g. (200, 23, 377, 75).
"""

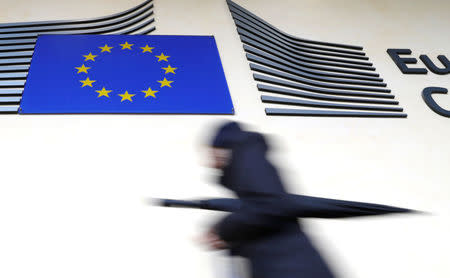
(0, 0, 449, 277)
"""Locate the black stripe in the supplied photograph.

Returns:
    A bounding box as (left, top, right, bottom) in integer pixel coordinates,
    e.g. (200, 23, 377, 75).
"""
(0, 80, 25, 87)
(0, 65, 29, 72)
(0, 96, 21, 104)
(0, 9, 154, 40)
(0, 0, 153, 29)
(254, 74, 393, 98)
(244, 45, 379, 78)
(258, 84, 399, 105)
(261, 95, 404, 112)
(234, 15, 369, 60)
(0, 73, 28, 80)
(0, 89, 23, 95)
(239, 33, 375, 71)
(0, 3, 154, 34)
(0, 105, 18, 113)
(251, 64, 390, 92)
(265, 108, 407, 117)
(246, 53, 384, 83)
(228, 0, 406, 117)
(227, 0, 364, 50)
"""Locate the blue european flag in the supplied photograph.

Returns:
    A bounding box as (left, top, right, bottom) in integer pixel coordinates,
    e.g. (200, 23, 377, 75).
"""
(19, 34, 234, 114)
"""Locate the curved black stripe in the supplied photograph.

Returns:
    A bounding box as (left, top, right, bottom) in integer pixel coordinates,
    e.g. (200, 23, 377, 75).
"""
(0, 51, 33, 58)
(0, 45, 35, 52)
(121, 18, 155, 34)
(0, 3, 153, 34)
(0, 0, 153, 28)
(228, 7, 366, 57)
(246, 53, 384, 83)
(0, 65, 29, 72)
(232, 14, 369, 62)
(258, 84, 399, 105)
(242, 38, 375, 74)
(254, 74, 393, 99)
(0, 9, 154, 40)
(227, 0, 404, 117)
(0, 17, 155, 63)
(244, 45, 379, 77)
(229, 5, 365, 57)
(0, 58, 30, 65)
(227, 0, 364, 51)
(0, 72, 27, 79)
(0, 105, 18, 113)
(0, 56, 31, 61)
(0, 96, 21, 104)
(0, 89, 23, 95)
(0, 22, 155, 61)
(0, 16, 155, 61)
(251, 64, 390, 93)
(136, 26, 156, 35)
(239, 33, 375, 70)
(265, 108, 407, 117)
(0, 80, 25, 87)
(261, 95, 403, 112)
(248, 56, 385, 86)
(0, 39, 36, 46)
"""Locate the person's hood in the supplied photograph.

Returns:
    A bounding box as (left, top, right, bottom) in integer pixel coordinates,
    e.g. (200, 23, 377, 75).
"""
(210, 121, 268, 153)
(211, 121, 244, 149)
(211, 121, 271, 195)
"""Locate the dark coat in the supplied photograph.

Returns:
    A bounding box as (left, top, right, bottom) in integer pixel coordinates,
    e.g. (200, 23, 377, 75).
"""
(212, 122, 336, 278)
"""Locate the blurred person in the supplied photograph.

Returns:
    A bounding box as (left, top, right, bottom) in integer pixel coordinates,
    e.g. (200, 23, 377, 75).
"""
(202, 121, 336, 278)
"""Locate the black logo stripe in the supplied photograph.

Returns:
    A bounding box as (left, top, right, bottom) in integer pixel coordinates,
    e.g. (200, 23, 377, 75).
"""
(227, 0, 406, 118)
(227, 0, 364, 51)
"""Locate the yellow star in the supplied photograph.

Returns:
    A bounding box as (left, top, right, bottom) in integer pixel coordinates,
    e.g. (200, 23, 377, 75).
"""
(118, 91, 135, 102)
(141, 87, 158, 98)
(95, 87, 112, 98)
(83, 52, 97, 61)
(80, 77, 96, 87)
(120, 41, 134, 50)
(99, 44, 113, 53)
(155, 53, 170, 62)
(75, 64, 90, 74)
(157, 78, 173, 88)
(140, 45, 155, 53)
(162, 65, 177, 74)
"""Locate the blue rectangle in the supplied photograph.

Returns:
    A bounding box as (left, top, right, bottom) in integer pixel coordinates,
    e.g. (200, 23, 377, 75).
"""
(20, 34, 234, 114)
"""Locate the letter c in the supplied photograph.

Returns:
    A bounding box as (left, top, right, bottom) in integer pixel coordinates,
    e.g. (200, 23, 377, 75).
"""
(422, 87, 450, 118)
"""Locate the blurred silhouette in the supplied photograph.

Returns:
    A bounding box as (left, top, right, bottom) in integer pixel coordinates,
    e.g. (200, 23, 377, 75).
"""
(204, 121, 337, 278)
(155, 121, 416, 278)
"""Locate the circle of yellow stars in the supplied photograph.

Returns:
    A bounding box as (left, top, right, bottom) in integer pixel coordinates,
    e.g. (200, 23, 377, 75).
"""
(75, 41, 177, 102)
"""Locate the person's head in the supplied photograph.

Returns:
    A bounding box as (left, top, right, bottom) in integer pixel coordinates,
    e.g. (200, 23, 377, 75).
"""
(209, 147, 232, 169)
(208, 121, 242, 169)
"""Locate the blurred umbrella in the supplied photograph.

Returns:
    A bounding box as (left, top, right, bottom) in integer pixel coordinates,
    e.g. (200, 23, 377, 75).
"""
(153, 193, 417, 218)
